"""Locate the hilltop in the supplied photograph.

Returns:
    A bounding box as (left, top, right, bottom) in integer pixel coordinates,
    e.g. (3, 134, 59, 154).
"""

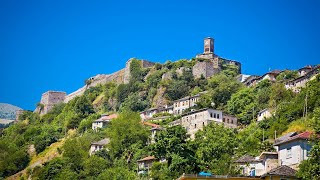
(1, 37, 319, 180)
(0, 103, 22, 120)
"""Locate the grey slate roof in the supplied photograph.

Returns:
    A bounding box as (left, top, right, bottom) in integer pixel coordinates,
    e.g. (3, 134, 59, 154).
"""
(91, 138, 110, 146)
(234, 155, 261, 163)
(274, 132, 297, 145)
(261, 165, 297, 177)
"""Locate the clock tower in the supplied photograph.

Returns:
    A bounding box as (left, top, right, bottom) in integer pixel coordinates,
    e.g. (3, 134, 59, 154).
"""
(204, 37, 214, 54)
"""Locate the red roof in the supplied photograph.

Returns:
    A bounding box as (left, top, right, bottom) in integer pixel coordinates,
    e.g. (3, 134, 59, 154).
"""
(142, 121, 160, 128)
(101, 114, 118, 120)
(274, 131, 315, 145)
(137, 156, 156, 162)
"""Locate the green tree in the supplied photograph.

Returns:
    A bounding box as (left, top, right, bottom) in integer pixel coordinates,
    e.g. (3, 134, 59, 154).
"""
(166, 80, 189, 101)
(195, 123, 238, 175)
(97, 167, 137, 180)
(151, 126, 197, 178)
(227, 88, 256, 125)
(107, 111, 149, 159)
(81, 156, 107, 177)
(297, 141, 320, 179)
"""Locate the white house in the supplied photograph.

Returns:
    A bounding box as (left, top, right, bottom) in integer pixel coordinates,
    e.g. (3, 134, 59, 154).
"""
(137, 156, 157, 175)
(140, 108, 160, 120)
(274, 131, 313, 170)
(257, 109, 272, 121)
(92, 114, 118, 131)
(89, 138, 110, 156)
(235, 152, 278, 176)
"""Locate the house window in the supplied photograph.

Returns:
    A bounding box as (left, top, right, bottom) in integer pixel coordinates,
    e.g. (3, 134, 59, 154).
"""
(287, 148, 292, 158)
(210, 113, 213, 118)
(223, 118, 225, 122)
(214, 113, 216, 118)
(194, 124, 197, 129)
(217, 114, 220, 119)
(203, 122, 205, 126)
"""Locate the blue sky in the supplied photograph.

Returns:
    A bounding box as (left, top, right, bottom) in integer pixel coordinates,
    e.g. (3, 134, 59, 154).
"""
(1, 0, 320, 110)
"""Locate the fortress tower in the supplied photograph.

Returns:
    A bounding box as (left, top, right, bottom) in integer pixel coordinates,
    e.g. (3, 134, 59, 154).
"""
(204, 37, 214, 54)
(36, 91, 66, 115)
(194, 37, 241, 78)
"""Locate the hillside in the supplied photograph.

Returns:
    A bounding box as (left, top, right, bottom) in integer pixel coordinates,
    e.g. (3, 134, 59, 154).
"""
(0, 58, 319, 180)
(0, 103, 22, 120)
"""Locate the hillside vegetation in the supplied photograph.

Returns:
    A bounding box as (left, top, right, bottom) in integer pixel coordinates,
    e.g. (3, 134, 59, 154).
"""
(0, 59, 320, 179)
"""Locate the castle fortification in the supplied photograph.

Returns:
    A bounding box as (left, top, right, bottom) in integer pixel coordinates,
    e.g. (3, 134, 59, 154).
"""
(193, 37, 241, 78)
(36, 91, 66, 115)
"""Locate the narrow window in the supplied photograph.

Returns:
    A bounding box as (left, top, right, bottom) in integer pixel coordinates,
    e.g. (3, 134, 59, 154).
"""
(214, 113, 216, 118)
(195, 124, 197, 128)
(287, 148, 292, 158)
(217, 114, 220, 119)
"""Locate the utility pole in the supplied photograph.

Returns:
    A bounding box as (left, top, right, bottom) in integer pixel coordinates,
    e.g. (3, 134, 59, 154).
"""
(305, 93, 308, 121)
(274, 130, 277, 139)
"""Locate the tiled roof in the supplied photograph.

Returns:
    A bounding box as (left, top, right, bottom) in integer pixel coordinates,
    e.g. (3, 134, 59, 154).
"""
(91, 138, 110, 146)
(261, 165, 296, 177)
(274, 131, 313, 145)
(234, 155, 261, 163)
(137, 156, 156, 162)
(95, 114, 118, 122)
(143, 122, 161, 128)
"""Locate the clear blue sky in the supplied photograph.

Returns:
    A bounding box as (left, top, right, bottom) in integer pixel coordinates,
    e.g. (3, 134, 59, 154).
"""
(1, 0, 320, 110)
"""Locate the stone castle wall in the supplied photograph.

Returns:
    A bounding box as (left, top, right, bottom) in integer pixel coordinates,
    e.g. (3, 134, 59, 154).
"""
(39, 91, 66, 114)
(123, 59, 155, 84)
(192, 56, 241, 79)
(192, 61, 220, 79)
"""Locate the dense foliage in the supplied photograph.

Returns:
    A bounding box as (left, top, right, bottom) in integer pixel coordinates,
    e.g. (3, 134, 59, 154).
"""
(0, 59, 319, 179)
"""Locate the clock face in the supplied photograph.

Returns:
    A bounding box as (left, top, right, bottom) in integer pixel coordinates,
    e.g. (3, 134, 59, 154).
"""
(205, 41, 209, 45)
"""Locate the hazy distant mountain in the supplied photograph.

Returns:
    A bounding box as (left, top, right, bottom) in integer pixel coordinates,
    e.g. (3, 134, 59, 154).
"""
(0, 103, 22, 120)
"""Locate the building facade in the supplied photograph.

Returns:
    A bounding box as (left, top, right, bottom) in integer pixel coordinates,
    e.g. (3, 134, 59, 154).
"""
(89, 138, 110, 156)
(169, 108, 237, 139)
(274, 132, 313, 170)
(257, 109, 272, 121)
(92, 114, 118, 131)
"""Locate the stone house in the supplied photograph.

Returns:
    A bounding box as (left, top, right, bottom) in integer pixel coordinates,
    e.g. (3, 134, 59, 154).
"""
(137, 156, 157, 175)
(140, 107, 159, 120)
(236, 74, 251, 83)
(92, 114, 118, 131)
(274, 131, 314, 170)
(260, 165, 298, 180)
(298, 65, 313, 77)
(159, 105, 174, 114)
(261, 70, 282, 82)
(285, 65, 319, 93)
(173, 92, 206, 115)
(89, 138, 110, 156)
(169, 108, 237, 139)
(257, 109, 273, 121)
(242, 75, 260, 87)
(235, 152, 278, 177)
(142, 122, 162, 144)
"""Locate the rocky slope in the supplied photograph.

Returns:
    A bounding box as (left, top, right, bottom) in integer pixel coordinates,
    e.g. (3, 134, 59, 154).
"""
(0, 103, 22, 120)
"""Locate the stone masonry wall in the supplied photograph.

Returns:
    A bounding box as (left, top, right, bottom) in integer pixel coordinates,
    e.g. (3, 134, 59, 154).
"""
(39, 91, 66, 114)
(193, 61, 219, 79)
